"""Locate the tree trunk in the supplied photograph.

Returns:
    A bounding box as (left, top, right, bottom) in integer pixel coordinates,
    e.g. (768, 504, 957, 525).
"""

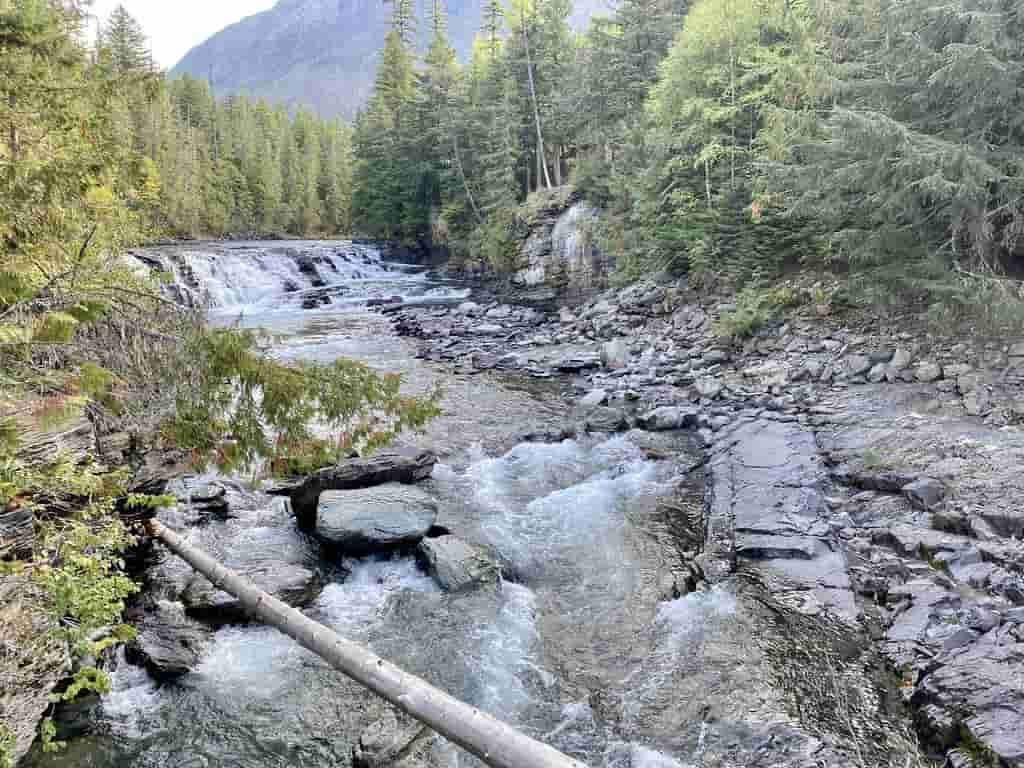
(553, 145, 562, 187)
(147, 519, 588, 768)
(451, 128, 483, 224)
(8, 93, 19, 166)
(521, 14, 552, 190)
(704, 158, 712, 210)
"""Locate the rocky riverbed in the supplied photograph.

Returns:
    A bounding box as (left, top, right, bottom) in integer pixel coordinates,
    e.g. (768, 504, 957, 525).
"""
(12, 244, 1024, 768)
(382, 277, 1024, 767)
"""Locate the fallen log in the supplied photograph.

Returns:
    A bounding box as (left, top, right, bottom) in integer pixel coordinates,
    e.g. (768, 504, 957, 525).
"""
(146, 518, 587, 768)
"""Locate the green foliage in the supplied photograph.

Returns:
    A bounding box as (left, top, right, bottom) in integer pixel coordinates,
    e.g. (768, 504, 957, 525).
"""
(714, 283, 781, 339)
(0, 723, 13, 768)
(165, 328, 442, 473)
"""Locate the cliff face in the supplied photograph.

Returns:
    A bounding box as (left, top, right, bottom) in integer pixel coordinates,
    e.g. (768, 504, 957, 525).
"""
(172, 0, 604, 118)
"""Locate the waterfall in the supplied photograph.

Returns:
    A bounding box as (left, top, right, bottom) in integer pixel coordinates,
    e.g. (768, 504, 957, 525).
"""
(128, 240, 466, 315)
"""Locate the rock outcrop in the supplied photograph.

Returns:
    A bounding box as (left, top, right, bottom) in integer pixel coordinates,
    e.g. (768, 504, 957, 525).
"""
(0, 579, 70, 765)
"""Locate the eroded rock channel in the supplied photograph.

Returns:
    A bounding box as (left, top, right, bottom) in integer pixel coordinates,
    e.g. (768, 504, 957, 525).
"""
(27, 242, 1024, 768)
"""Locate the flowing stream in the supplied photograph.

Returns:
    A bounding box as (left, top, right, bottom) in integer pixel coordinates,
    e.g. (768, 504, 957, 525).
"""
(32, 241, 719, 768)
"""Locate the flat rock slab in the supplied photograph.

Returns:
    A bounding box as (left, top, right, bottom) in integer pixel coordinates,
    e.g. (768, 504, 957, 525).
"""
(417, 535, 499, 592)
(130, 600, 211, 677)
(705, 419, 856, 619)
(279, 448, 437, 525)
(316, 483, 438, 554)
(181, 562, 323, 623)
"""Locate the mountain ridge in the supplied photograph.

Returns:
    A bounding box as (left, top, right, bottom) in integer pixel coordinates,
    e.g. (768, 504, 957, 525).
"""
(172, 0, 607, 118)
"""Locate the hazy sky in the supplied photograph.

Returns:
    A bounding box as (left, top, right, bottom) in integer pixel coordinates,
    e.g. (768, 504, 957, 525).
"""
(91, 0, 277, 69)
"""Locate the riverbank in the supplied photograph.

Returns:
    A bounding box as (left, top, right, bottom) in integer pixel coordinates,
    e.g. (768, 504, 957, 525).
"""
(382, 276, 1024, 766)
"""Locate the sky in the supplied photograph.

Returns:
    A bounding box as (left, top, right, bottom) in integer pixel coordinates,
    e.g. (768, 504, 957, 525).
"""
(90, 0, 278, 69)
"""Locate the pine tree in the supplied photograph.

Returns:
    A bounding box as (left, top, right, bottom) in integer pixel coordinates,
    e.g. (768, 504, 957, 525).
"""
(101, 4, 152, 73)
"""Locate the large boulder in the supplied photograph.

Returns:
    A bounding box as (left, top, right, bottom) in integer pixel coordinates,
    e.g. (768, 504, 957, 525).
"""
(278, 448, 437, 525)
(417, 536, 499, 592)
(130, 600, 211, 678)
(181, 562, 323, 623)
(315, 484, 438, 553)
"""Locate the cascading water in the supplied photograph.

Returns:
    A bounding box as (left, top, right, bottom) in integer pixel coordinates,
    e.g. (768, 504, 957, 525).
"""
(30, 241, 713, 768)
(129, 240, 469, 315)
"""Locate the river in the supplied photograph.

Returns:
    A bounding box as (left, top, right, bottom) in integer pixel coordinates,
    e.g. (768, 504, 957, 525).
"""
(29, 240, 719, 768)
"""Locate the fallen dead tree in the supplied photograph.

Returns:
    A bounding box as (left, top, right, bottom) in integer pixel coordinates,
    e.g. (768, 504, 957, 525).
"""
(146, 518, 588, 768)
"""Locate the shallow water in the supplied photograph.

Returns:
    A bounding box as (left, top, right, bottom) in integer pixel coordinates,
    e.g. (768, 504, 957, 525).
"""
(32, 241, 714, 768)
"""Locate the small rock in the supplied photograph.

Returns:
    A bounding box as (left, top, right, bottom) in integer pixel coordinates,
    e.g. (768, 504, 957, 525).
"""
(868, 347, 894, 364)
(457, 301, 480, 315)
(915, 361, 943, 382)
(579, 389, 609, 408)
(584, 406, 630, 433)
(558, 307, 577, 324)
(694, 377, 724, 400)
(353, 710, 426, 768)
(703, 349, 729, 365)
(637, 406, 699, 431)
(844, 355, 872, 377)
(890, 346, 914, 370)
(601, 339, 630, 370)
(473, 323, 504, 335)
(902, 477, 945, 511)
(417, 536, 499, 592)
(866, 363, 888, 383)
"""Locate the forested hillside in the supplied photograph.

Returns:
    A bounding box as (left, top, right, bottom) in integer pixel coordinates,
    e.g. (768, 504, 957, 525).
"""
(17, 5, 356, 240)
(350, 0, 1024, 329)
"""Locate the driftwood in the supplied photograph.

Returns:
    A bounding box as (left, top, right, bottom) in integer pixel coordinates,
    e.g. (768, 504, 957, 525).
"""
(147, 519, 587, 768)
(273, 448, 437, 525)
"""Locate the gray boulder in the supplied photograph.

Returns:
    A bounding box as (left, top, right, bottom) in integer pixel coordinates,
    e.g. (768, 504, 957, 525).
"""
(182, 562, 323, 623)
(353, 709, 427, 768)
(694, 377, 724, 400)
(315, 483, 438, 553)
(278, 448, 436, 525)
(844, 355, 872, 377)
(583, 406, 630, 433)
(902, 478, 945, 511)
(131, 601, 211, 678)
(916, 361, 943, 382)
(637, 406, 699, 431)
(601, 339, 630, 370)
(417, 536, 499, 592)
(578, 389, 609, 409)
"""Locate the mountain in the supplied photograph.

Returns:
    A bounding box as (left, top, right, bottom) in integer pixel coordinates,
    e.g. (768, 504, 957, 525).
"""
(172, 0, 607, 118)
